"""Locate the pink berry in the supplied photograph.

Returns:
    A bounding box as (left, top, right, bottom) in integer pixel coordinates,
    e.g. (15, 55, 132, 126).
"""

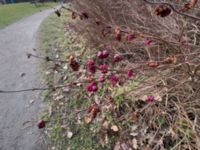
(87, 59, 96, 74)
(86, 82, 98, 92)
(144, 39, 153, 45)
(114, 54, 123, 62)
(98, 75, 106, 82)
(97, 51, 104, 59)
(99, 64, 108, 74)
(109, 75, 119, 86)
(146, 96, 155, 102)
(91, 85, 98, 92)
(97, 50, 109, 59)
(102, 50, 109, 58)
(88, 65, 96, 74)
(87, 59, 95, 66)
(125, 34, 136, 41)
(127, 70, 134, 78)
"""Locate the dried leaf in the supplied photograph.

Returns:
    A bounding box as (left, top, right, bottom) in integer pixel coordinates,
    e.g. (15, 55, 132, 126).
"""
(69, 55, 80, 71)
(132, 138, 138, 149)
(55, 10, 61, 17)
(20, 72, 26, 77)
(147, 61, 159, 68)
(181, 0, 198, 12)
(99, 129, 108, 145)
(163, 57, 177, 64)
(85, 115, 93, 124)
(67, 131, 73, 139)
(111, 125, 119, 132)
(85, 103, 100, 123)
(155, 5, 171, 17)
(131, 112, 138, 122)
(71, 11, 77, 19)
(102, 121, 109, 129)
(114, 141, 121, 150)
(115, 26, 121, 41)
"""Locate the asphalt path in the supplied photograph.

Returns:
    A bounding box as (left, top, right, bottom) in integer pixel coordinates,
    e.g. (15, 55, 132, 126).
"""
(0, 8, 55, 150)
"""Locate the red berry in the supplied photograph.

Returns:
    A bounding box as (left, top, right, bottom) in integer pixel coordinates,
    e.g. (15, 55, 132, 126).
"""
(37, 120, 45, 129)
(87, 59, 95, 66)
(86, 82, 98, 92)
(127, 70, 134, 78)
(99, 64, 108, 74)
(87, 59, 96, 74)
(102, 50, 109, 58)
(114, 54, 123, 62)
(98, 75, 106, 82)
(97, 50, 109, 59)
(97, 51, 104, 59)
(109, 75, 119, 86)
(91, 85, 98, 92)
(88, 65, 96, 74)
(144, 39, 153, 45)
(125, 33, 136, 41)
(146, 96, 155, 102)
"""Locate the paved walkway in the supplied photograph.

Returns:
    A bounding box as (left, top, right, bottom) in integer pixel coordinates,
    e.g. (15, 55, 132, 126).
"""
(0, 8, 55, 150)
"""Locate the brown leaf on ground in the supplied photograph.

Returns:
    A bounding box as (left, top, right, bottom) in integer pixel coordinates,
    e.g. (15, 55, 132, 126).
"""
(85, 103, 100, 123)
(69, 55, 80, 71)
(71, 12, 77, 19)
(154, 5, 171, 17)
(111, 125, 119, 132)
(99, 129, 109, 146)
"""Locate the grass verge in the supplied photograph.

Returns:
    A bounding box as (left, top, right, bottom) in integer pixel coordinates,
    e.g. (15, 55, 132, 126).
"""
(37, 11, 104, 149)
(0, 2, 57, 29)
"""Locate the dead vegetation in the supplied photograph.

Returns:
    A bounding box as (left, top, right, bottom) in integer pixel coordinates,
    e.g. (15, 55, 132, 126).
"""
(40, 0, 200, 149)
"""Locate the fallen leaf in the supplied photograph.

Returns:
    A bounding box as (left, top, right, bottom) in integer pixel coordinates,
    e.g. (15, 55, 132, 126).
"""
(114, 141, 121, 150)
(20, 72, 26, 77)
(102, 121, 109, 129)
(29, 99, 35, 105)
(85, 115, 92, 124)
(130, 132, 138, 137)
(132, 138, 138, 149)
(121, 143, 130, 150)
(67, 131, 73, 139)
(55, 95, 64, 101)
(111, 125, 119, 132)
(154, 5, 171, 17)
(100, 128, 109, 146)
(63, 87, 70, 93)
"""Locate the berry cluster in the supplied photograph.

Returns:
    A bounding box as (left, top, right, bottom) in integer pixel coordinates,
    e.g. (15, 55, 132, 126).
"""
(85, 50, 134, 93)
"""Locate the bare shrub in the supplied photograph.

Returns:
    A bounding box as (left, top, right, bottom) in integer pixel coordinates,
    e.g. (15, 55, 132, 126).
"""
(69, 0, 200, 149)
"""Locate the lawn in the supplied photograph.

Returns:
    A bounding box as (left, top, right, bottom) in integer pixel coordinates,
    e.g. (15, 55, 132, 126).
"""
(0, 2, 57, 28)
